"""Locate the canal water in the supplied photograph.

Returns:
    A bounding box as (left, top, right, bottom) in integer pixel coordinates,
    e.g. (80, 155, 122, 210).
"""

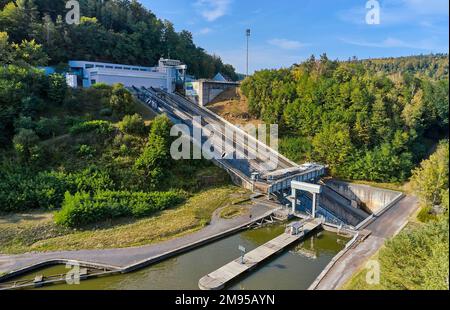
(10, 224, 349, 290)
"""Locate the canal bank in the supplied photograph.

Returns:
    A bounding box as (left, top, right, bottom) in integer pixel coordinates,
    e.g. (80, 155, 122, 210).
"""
(0, 203, 278, 287)
(2, 223, 351, 290)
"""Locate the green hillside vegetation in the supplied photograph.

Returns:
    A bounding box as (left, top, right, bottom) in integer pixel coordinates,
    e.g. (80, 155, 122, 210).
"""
(345, 141, 449, 290)
(0, 0, 238, 80)
(360, 54, 449, 80)
(241, 54, 449, 183)
(0, 37, 229, 229)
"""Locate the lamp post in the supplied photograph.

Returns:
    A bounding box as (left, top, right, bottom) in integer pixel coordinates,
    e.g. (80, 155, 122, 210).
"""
(246, 29, 251, 76)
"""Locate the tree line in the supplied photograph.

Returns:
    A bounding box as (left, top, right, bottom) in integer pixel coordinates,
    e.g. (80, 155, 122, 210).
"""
(0, 0, 238, 79)
(241, 54, 449, 182)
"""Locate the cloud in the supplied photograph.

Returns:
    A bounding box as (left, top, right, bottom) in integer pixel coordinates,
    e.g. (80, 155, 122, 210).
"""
(195, 0, 232, 22)
(215, 45, 307, 74)
(197, 27, 213, 35)
(339, 36, 448, 52)
(268, 39, 308, 50)
(338, 0, 449, 26)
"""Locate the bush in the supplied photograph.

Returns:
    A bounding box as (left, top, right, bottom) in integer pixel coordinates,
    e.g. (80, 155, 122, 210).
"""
(0, 166, 115, 212)
(77, 144, 96, 158)
(64, 166, 115, 193)
(378, 217, 449, 290)
(109, 83, 135, 116)
(0, 169, 68, 212)
(70, 120, 114, 136)
(99, 108, 113, 117)
(14, 116, 36, 132)
(36, 117, 61, 139)
(13, 128, 41, 163)
(119, 114, 146, 136)
(55, 190, 185, 227)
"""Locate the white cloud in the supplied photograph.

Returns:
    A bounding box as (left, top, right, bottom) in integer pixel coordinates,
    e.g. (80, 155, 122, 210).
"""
(338, 0, 449, 26)
(339, 36, 448, 52)
(195, 0, 232, 22)
(197, 27, 213, 35)
(268, 38, 308, 50)
(215, 45, 307, 74)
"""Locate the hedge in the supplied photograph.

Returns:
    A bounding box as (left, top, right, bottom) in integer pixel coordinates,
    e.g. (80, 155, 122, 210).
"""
(54, 190, 185, 227)
(0, 166, 115, 212)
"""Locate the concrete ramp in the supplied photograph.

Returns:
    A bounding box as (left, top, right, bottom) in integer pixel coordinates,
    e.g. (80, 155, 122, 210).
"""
(320, 186, 370, 227)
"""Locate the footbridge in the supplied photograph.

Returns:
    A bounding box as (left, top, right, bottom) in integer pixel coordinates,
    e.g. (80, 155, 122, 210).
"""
(130, 87, 326, 195)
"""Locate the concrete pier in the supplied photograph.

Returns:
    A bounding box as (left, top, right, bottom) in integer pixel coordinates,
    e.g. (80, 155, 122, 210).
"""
(198, 219, 322, 290)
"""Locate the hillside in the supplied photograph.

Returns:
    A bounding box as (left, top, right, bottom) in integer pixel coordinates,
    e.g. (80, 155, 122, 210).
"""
(360, 54, 449, 80)
(241, 54, 449, 183)
(0, 0, 238, 79)
(207, 87, 262, 127)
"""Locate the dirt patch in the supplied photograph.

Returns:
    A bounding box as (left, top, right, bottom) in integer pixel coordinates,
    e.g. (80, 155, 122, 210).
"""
(207, 87, 263, 127)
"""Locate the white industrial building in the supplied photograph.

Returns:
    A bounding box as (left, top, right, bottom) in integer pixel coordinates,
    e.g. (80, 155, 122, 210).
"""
(67, 58, 187, 93)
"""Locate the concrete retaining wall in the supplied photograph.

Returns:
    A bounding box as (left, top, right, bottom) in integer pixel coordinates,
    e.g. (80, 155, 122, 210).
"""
(324, 180, 402, 214)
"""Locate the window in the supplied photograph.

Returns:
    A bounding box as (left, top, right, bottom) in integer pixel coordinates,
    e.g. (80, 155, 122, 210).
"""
(85, 64, 94, 69)
(124, 67, 131, 70)
(132, 68, 139, 71)
(91, 80, 96, 85)
(106, 66, 113, 69)
(115, 67, 123, 70)
(95, 65, 104, 68)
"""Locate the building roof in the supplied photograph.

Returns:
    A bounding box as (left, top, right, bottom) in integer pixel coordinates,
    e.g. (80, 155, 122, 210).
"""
(213, 72, 233, 82)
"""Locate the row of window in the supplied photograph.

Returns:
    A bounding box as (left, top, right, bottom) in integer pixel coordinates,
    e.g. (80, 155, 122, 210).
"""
(84, 63, 149, 72)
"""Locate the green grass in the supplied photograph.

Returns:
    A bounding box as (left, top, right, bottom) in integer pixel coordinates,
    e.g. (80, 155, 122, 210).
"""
(342, 252, 385, 290)
(0, 186, 251, 254)
(219, 205, 250, 219)
(131, 100, 157, 123)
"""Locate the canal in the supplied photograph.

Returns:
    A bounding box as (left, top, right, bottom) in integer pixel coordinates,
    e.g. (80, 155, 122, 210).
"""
(10, 224, 349, 290)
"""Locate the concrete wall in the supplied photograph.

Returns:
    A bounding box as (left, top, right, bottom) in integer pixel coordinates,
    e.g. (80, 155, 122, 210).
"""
(319, 189, 367, 227)
(324, 180, 402, 214)
(188, 81, 240, 106)
(94, 74, 167, 90)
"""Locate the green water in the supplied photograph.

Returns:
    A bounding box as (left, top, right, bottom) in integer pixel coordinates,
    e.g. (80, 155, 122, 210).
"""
(10, 225, 349, 290)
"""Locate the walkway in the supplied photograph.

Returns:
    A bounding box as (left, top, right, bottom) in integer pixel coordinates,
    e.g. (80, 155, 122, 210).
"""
(199, 219, 321, 290)
(312, 195, 419, 290)
(0, 203, 275, 278)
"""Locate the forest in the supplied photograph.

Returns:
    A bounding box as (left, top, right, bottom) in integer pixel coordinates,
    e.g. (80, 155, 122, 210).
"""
(0, 1, 229, 225)
(0, 0, 238, 79)
(241, 54, 449, 183)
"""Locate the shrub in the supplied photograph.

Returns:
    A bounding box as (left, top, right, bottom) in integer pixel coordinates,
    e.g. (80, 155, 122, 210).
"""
(109, 83, 135, 116)
(36, 117, 61, 139)
(70, 120, 114, 136)
(0, 169, 68, 212)
(55, 190, 185, 227)
(12, 128, 41, 163)
(14, 116, 36, 132)
(64, 166, 115, 193)
(99, 108, 113, 117)
(77, 144, 96, 158)
(119, 114, 146, 136)
(0, 166, 115, 212)
(48, 73, 67, 105)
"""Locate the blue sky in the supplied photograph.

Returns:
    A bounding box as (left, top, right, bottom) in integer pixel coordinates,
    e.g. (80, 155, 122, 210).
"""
(141, 0, 449, 73)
